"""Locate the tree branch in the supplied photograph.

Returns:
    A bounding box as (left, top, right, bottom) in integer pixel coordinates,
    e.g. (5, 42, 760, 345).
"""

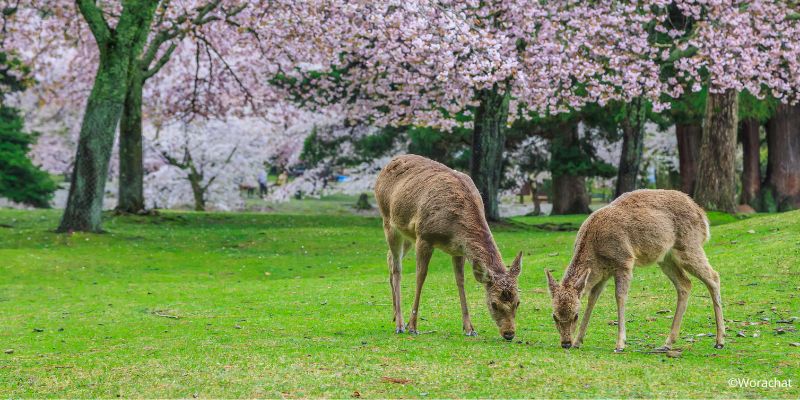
(143, 42, 177, 79)
(203, 145, 237, 191)
(75, 0, 112, 47)
(195, 34, 256, 108)
(140, 0, 225, 79)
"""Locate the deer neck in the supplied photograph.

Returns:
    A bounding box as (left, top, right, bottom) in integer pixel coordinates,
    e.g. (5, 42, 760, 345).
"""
(561, 243, 591, 289)
(464, 229, 506, 284)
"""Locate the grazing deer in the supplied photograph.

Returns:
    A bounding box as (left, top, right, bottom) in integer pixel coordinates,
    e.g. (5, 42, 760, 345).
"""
(545, 189, 724, 352)
(375, 155, 522, 340)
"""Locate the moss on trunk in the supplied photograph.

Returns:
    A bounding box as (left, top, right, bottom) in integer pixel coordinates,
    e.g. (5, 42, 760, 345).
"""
(470, 87, 509, 222)
(117, 68, 145, 214)
(58, 0, 158, 232)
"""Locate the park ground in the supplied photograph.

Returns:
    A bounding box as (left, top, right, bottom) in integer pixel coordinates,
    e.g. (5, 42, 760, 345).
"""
(0, 202, 798, 398)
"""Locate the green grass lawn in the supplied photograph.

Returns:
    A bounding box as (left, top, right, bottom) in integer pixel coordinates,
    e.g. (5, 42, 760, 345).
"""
(0, 209, 798, 398)
(244, 193, 378, 215)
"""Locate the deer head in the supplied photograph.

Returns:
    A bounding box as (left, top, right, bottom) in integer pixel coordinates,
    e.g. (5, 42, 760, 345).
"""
(546, 268, 588, 348)
(486, 252, 523, 341)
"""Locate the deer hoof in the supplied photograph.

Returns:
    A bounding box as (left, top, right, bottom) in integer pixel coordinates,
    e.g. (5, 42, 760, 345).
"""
(653, 346, 671, 353)
(614, 348, 625, 353)
(465, 331, 478, 337)
(404, 324, 418, 335)
(395, 328, 405, 334)
(714, 343, 724, 349)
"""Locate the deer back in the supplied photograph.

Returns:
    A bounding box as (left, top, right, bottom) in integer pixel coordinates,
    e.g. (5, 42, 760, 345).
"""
(375, 155, 497, 259)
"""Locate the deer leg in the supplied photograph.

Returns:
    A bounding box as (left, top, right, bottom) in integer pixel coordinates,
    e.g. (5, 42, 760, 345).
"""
(406, 240, 433, 334)
(657, 252, 692, 351)
(384, 225, 405, 334)
(452, 256, 476, 336)
(402, 240, 412, 259)
(574, 274, 609, 348)
(677, 248, 725, 349)
(613, 264, 633, 352)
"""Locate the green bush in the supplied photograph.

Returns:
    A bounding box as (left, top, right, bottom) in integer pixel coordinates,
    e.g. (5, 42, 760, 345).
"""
(0, 106, 57, 207)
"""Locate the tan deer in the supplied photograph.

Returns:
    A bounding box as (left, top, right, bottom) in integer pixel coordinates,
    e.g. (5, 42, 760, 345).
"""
(375, 154, 523, 340)
(545, 189, 724, 352)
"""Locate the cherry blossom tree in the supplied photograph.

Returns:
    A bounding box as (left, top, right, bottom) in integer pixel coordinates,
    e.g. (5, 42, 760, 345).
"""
(4, 0, 165, 231)
(660, 1, 800, 212)
(116, 1, 250, 214)
(269, 1, 672, 220)
(3, 0, 293, 228)
(146, 118, 264, 211)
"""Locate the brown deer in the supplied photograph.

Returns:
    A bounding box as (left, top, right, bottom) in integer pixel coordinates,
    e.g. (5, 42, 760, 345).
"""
(545, 189, 724, 352)
(375, 154, 523, 340)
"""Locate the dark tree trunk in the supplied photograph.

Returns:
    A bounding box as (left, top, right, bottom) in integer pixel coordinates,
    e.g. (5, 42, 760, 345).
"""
(58, 0, 158, 232)
(694, 90, 739, 213)
(550, 124, 591, 215)
(116, 69, 146, 213)
(355, 192, 372, 210)
(471, 87, 509, 222)
(189, 173, 206, 212)
(552, 175, 591, 215)
(739, 118, 761, 206)
(615, 99, 646, 198)
(760, 103, 800, 212)
(676, 123, 702, 195)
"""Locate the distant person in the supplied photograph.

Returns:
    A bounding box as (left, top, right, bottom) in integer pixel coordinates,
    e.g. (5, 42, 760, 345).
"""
(277, 170, 289, 187)
(258, 170, 268, 198)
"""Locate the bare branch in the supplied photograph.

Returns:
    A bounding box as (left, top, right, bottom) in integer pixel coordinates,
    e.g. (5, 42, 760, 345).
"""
(143, 42, 177, 79)
(203, 145, 237, 190)
(195, 34, 256, 109)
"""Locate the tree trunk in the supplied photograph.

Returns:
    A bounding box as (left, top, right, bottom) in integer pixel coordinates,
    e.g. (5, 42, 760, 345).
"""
(615, 99, 646, 198)
(676, 123, 702, 195)
(57, 57, 128, 232)
(739, 118, 761, 206)
(694, 90, 739, 213)
(760, 103, 800, 212)
(550, 124, 591, 215)
(189, 174, 206, 212)
(116, 70, 145, 213)
(470, 87, 509, 222)
(551, 175, 591, 215)
(57, 0, 158, 232)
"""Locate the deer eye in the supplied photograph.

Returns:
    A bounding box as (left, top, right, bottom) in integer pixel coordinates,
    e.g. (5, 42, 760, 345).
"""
(552, 314, 558, 322)
(491, 302, 499, 311)
(573, 314, 579, 322)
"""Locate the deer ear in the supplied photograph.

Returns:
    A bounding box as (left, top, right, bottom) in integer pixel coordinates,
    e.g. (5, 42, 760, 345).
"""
(545, 269, 558, 296)
(509, 251, 522, 277)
